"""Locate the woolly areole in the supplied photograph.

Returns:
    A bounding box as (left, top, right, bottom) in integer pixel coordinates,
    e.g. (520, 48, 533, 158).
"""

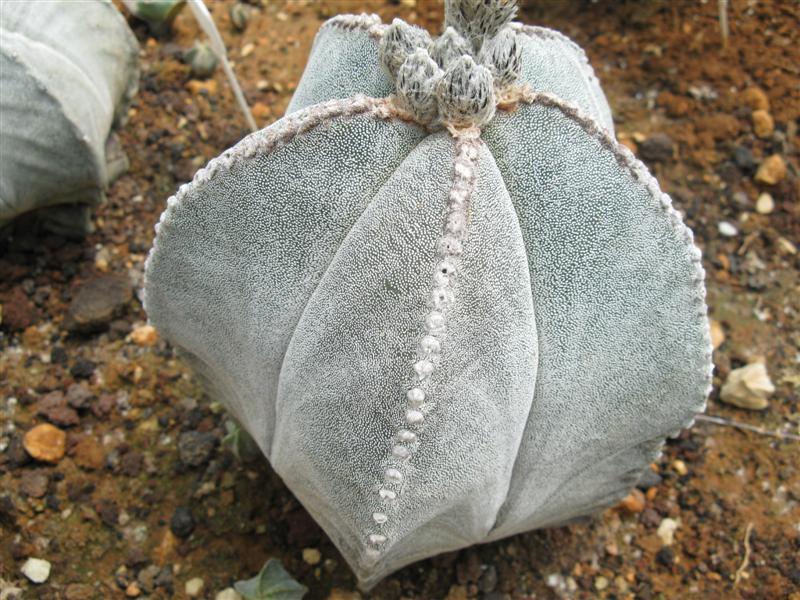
(144, 0, 712, 588)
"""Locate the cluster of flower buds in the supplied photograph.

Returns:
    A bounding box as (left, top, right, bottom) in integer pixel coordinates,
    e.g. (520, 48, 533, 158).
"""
(378, 0, 522, 128)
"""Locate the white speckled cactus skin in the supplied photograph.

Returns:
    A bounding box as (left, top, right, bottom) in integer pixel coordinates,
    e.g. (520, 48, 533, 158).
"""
(144, 1, 712, 588)
(0, 0, 139, 236)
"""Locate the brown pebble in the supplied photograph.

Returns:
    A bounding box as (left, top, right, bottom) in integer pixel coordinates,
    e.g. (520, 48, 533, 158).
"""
(125, 581, 142, 597)
(23, 424, 66, 463)
(752, 109, 774, 138)
(741, 86, 769, 111)
(252, 101, 270, 120)
(131, 324, 159, 347)
(755, 154, 787, 185)
(37, 391, 80, 427)
(72, 436, 105, 471)
(618, 488, 646, 513)
(186, 79, 218, 96)
(20, 470, 50, 498)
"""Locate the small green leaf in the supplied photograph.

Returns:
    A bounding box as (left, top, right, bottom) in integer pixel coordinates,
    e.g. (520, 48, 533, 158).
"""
(234, 559, 308, 600)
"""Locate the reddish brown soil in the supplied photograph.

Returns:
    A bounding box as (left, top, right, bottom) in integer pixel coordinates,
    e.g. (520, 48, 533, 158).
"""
(1, 1, 798, 599)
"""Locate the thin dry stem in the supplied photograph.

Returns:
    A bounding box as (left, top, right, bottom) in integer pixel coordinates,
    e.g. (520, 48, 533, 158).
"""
(734, 522, 753, 586)
(695, 414, 800, 442)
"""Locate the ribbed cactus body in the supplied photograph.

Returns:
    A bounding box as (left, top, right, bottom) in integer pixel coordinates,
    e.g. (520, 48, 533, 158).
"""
(145, 3, 712, 588)
(0, 0, 139, 235)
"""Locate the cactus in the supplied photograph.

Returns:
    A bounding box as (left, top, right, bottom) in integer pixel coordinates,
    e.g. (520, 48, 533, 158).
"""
(0, 0, 139, 236)
(144, 1, 712, 589)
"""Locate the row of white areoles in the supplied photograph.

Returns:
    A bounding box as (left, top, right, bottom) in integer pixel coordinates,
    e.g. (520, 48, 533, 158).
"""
(363, 135, 480, 565)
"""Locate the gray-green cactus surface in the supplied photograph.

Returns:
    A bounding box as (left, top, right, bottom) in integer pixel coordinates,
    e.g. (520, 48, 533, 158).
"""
(0, 0, 139, 236)
(144, 1, 712, 588)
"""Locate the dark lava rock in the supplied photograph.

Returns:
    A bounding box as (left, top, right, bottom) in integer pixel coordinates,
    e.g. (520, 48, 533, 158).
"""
(50, 346, 68, 366)
(177, 431, 216, 467)
(37, 391, 79, 427)
(0, 286, 38, 331)
(170, 506, 195, 538)
(639, 133, 674, 162)
(733, 145, 756, 172)
(64, 274, 132, 333)
(70, 359, 97, 380)
(656, 547, 675, 567)
(19, 470, 49, 498)
(5, 434, 31, 468)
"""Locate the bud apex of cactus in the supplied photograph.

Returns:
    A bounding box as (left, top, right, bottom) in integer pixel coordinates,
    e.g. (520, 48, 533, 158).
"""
(430, 26, 473, 69)
(436, 55, 496, 127)
(379, 18, 432, 78)
(396, 48, 443, 122)
(445, 0, 518, 51)
(479, 26, 522, 88)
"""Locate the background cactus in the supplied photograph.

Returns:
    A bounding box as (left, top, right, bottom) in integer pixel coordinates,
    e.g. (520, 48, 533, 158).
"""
(0, 0, 139, 237)
(144, 0, 712, 589)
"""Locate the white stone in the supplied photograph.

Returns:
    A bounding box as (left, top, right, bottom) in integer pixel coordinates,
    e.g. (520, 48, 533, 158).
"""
(21, 557, 51, 584)
(657, 517, 680, 546)
(368, 533, 387, 544)
(720, 362, 775, 410)
(215, 588, 243, 600)
(718, 221, 738, 237)
(755, 192, 774, 215)
(185, 577, 205, 598)
(373, 512, 388, 524)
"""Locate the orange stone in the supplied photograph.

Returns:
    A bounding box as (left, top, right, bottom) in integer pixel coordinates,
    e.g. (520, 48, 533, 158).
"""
(755, 154, 787, 185)
(618, 488, 646, 513)
(741, 86, 769, 111)
(752, 109, 774, 138)
(23, 423, 66, 463)
(131, 324, 159, 347)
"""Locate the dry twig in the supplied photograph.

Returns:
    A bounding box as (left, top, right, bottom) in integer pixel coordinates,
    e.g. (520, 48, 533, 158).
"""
(734, 522, 754, 586)
(695, 414, 800, 442)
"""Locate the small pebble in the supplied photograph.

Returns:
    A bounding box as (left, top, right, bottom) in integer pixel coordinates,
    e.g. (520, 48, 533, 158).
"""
(619, 488, 646, 513)
(755, 154, 787, 185)
(720, 362, 775, 410)
(170, 506, 195, 538)
(125, 582, 142, 597)
(241, 42, 255, 58)
(131, 324, 159, 347)
(657, 517, 680, 546)
(751, 109, 774, 138)
(594, 576, 609, 591)
(717, 221, 738, 237)
(216, 588, 243, 600)
(741, 86, 769, 111)
(303, 547, 322, 565)
(178, 431, 216, 467)
(186, 79, 218, 96)
(709, 319, 725, 350)
(672, 459, 688, 476)
(755, 192, 774, 215)
(185, 577, 205, 598)
(23, 424, 66, 463)
(21, 557, 51, 583)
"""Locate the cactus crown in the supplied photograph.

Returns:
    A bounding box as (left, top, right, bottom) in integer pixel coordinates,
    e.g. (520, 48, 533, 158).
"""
(380, 0, 520, 128)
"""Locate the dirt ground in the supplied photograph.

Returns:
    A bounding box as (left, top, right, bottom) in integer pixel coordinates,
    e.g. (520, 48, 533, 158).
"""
(1, 1, 798, 598)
